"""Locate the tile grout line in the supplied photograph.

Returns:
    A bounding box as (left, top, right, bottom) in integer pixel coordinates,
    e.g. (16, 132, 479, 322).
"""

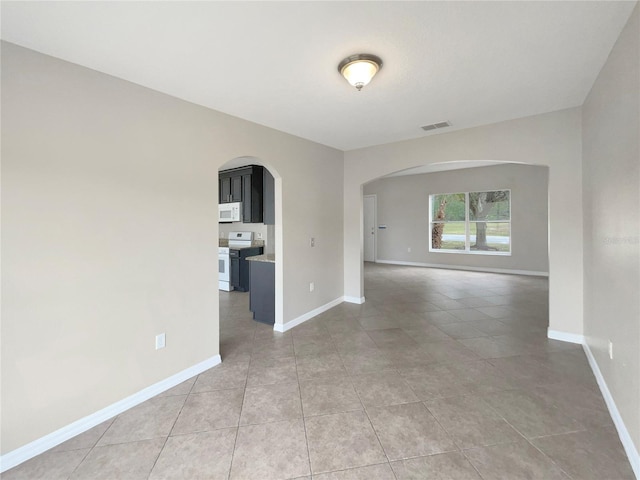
(221, 301, 255, 480)
(146, 381, 197, 479)
(294, 349, 314, 478)
(226, 369, 249, 480)
(63, 423, 111, 480)
(349, 368, 395, 472)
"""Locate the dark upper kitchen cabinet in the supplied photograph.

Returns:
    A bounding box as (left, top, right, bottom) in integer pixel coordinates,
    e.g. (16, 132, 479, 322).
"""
(219, 165, 264, 223)
(263, 167, 275, 225)
(242, 170, 263, 223)
(219, 174, 242, 204)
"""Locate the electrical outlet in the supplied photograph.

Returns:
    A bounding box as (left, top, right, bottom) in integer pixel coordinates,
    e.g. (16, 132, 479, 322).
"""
(156, 333, 166, 350)
(609, 340, 613, 360)
(309, 282, 314, 292)
(257, 232, 263, 239)
(408, 247, 411, 252)
(310, 237, 315, 247)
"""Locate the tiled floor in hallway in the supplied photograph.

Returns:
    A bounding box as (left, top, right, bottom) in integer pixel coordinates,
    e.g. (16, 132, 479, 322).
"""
(4, 263, 636, 479)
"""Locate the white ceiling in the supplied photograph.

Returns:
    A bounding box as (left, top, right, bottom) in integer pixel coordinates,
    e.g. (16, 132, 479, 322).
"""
(1, 1, 636, 151)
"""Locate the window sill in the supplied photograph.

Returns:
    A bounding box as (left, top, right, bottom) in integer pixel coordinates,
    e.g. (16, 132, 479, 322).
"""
(429, 249, 511, 256)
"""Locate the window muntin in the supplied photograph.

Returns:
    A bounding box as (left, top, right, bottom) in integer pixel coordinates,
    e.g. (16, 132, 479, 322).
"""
(430, 190, 511, 255)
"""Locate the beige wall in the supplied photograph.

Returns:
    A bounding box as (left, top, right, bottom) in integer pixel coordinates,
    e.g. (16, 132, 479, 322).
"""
(1, 42, 344, 454)
(344, 108, 583, 336)
(363, 163, 548, 273)
(582, 4, 640, 453)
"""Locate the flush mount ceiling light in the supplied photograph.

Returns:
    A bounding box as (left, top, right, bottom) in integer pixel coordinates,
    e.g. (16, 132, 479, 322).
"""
(338, 54, 383, 91)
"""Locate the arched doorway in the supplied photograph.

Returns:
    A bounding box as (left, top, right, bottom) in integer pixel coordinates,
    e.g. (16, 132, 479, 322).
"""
(360, 160, 549, 276)
(217, 156, 284, 358)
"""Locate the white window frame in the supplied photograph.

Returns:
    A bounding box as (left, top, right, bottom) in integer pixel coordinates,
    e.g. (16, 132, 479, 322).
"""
(429, 189, 511, 256)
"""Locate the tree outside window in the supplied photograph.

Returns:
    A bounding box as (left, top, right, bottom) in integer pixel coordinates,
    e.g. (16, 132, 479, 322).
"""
(430, 190, 511, 254)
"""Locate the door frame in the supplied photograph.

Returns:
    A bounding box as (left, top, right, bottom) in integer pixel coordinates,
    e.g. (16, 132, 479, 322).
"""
(363, 194, 377, 263)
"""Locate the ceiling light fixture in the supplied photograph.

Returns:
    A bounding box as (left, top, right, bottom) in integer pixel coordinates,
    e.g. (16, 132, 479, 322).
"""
(338, 54, 383, 91)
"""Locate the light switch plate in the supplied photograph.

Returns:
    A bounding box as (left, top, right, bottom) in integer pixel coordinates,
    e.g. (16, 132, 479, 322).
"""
(156, 333, 166, 350)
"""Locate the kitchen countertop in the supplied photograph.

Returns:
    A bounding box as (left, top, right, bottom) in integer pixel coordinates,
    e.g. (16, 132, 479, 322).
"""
(219, 239, 264, 249)
(246, 254, 275, 263)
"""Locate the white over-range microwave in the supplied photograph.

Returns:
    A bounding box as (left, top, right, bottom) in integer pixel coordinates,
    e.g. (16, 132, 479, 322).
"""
(218, 202, 242, 223)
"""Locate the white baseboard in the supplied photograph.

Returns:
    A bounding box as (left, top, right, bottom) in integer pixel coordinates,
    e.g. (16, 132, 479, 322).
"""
(582, 344, 640, 479)
(343, 295, 365, 304)
(547, 329, 585, 344)
(274, 296, 344, 333)
(0, 355, 221, 473)
(375, 259, 548, 277)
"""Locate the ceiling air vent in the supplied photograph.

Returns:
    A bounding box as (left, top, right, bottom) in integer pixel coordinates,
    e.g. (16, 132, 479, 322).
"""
(421, 121, 451, 131)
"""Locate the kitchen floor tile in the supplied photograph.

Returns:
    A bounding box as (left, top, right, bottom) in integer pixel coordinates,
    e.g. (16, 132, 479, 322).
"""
(312, 463, 396, 479)
(70, 439, 165, 480)
(367, 402, 457, 461)
(390, 452, 482, 480)
(191, 358, 250, 392)
(50, 419, 114, 453)
(157, 378, 196, 397)
(290, 318, 329, 338)
(251, 337, 295, 359)
(464, 439, 570, 480)
(366, 328, 418, 348)
(339, 348, 396, 376)
(436, 322, 489, 339)
(229, 419, 310, 480)
(296, 352, 347, 379)
(97, 395, 186, 446)
(299, 376, 363, 417)
(448, 308, 493, 322)
(246, 355, 298, 387)
(530, 427, 636, 480)
(2, 449, 90, 480)
(331, 331, 378, 352)
(171, 388, 243, 435)
(351, 371, 418, 408)
(425, 395, 522, 449)
(293, 334, 337, 357)
(240, 381, 302, 425)
(482, 388, 585, 438)
(458, 336, 529, 358)
(149, 428, 236, 480)
(305, 410, 386, 474)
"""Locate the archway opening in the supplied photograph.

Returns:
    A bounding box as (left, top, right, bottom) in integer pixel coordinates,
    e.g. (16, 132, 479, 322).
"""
(217, 156, 284, 359)
(359, 160, 550, 331)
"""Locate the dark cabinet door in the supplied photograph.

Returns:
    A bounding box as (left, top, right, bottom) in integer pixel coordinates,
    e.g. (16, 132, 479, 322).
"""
(220, 173, 244, 204)
(230, 175, 243, 203)
(242, 174, 252, 222)
(230, 255, 240, 289)
(219, 177, 231, 203)
(263, 168, 275, 225)
(249, 260, 275, 325)
(241, 169, 263, 223)
(219, 165, 264, 221)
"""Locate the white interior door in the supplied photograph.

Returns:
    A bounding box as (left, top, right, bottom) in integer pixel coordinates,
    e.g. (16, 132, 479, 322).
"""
(363, 195, 376, 262)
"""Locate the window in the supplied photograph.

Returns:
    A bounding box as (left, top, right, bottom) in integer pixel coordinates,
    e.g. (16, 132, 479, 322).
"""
(430, 190, 511, 254)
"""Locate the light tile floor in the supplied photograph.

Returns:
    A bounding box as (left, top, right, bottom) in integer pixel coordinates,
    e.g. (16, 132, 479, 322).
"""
(4, 263, 636, 479)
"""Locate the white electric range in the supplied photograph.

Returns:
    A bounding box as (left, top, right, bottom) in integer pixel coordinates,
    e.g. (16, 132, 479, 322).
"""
(218, 231, 254, 291)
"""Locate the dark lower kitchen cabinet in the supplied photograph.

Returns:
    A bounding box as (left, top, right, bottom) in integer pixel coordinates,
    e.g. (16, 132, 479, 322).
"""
(230, 246, 263, 292)
(249, 259, 275, 325)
